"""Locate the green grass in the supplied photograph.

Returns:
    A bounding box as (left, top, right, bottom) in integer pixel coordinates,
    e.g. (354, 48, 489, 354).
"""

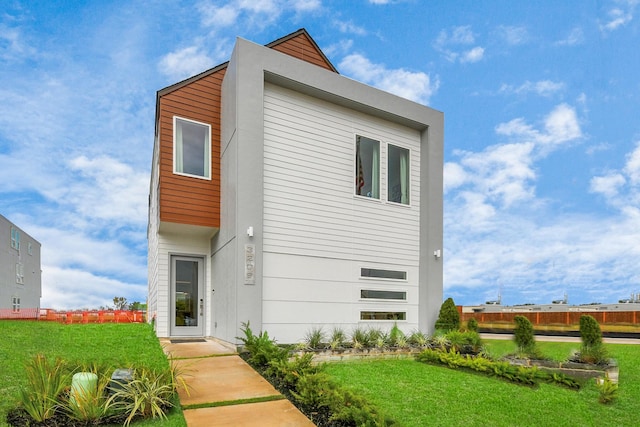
(324, 340, 638, 427)
(0, 321, 186, 427)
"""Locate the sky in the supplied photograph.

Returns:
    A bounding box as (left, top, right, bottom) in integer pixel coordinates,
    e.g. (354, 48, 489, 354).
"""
(1, 0, 640, 309)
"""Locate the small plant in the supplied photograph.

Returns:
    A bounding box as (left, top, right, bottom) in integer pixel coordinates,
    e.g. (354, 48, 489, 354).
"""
(432, 333, 451, 351)
(329, 327, 347, 350)
(446, 330, 482, 354)
(105, 367, 177, 426)
(18, 354, 70, 422)
(434, 297, 460, 332)
(408, 330, 428, 347)
(304, 327, 326, 350)
(238, 321, 286, 368)
(596, 377, 618, 404)
(351, 327, 369, 349)
(388, 323, 407, 348)
(466, 317, 479, 332)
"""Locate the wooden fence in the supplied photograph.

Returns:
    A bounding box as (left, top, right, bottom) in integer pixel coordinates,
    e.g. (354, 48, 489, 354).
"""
(0, 308, 146, 324)
(460, 310, 640, 326)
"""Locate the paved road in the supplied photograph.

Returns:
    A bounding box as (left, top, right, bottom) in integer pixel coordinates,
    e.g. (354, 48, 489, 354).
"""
(481, 333, 640, 345)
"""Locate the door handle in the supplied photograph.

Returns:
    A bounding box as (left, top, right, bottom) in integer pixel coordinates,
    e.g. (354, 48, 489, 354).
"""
(199, 299, 203, 316)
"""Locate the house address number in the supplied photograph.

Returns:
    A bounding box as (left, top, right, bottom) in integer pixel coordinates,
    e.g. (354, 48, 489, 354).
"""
(244, 244, 255, 285)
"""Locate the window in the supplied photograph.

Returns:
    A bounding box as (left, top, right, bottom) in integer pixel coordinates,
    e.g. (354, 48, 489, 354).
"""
(12, 297, 20, 313)
(355, 135, 379, 199)
(16, 263, 24, 284)
(388, 144, 410, 204)
(173, 117, 211, 179)
(360, 311, 406, 320)
(361, 289, 407, 300)
(10, 227, 20, 250)
(28, 242, 32, 255)
(361, 268, 407, 280)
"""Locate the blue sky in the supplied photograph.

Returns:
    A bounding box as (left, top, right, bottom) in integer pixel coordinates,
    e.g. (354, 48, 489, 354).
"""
(1, 0, 639, 309)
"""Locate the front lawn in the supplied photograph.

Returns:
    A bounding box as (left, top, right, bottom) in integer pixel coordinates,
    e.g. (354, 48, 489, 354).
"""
(0, 321, 186, 427)
(324, 340, 638, 427)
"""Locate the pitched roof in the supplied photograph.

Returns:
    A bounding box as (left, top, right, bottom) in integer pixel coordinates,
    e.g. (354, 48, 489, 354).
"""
(156, 28, 337, 99)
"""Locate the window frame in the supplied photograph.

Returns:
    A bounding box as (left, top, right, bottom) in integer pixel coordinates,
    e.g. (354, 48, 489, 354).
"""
(16, 262, 24, 285)
(354, 135, 412, 206)
(387, 143, 411, 205)
(173, 116, 212, 180)
(360, 267, 407, 281)
(354, 135, 380, 200)
(12, 296, 20, 313)
(360, 289, 408, 301)
(360, 311, 407, 321)
(10, 227, 20, 250)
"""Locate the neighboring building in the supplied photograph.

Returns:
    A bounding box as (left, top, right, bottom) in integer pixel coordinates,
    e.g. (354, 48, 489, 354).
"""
(0, 214, 41, 316)
(147, 29, 444, 343)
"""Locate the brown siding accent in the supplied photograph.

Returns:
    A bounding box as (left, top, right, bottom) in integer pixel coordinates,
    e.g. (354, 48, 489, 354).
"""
(156, 30, 334, 229)
(271, 32, 336, 72)
(158, 69, 225, 228)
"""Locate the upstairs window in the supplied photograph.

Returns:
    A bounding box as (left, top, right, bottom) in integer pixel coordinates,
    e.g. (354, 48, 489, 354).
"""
(388, 144, 410, 205)
(355, 135, 380, 199)
(16, 263, 24, 284)
(173, 117, 211, 179)
(10, 227, 20, 250)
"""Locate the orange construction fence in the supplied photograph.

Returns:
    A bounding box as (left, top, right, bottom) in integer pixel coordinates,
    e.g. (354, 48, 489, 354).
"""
(0, 308, 146, 324)
(460, 309, 640, 326)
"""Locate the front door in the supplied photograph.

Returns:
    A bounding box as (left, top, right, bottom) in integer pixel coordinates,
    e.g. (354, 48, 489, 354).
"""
(170, 256, 204, 337)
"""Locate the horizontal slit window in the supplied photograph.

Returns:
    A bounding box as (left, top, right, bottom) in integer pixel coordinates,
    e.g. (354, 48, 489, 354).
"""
(360, 311, 406, 321)
(360, 268, 406, 280)
(361, 290, 407, 300)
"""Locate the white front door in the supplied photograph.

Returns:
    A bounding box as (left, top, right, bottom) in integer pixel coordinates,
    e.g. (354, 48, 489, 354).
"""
(170, 256, 204, 337)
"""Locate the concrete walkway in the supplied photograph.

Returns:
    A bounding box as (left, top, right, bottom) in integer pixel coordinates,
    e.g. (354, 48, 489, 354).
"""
(161, 338, 315, 427)
(481, 333, 640, 345)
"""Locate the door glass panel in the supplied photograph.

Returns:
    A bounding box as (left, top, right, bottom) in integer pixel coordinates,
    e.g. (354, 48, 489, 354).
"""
(175, 260, 198, 327)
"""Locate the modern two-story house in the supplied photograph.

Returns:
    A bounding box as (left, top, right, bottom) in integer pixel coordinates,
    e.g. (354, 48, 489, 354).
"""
(147, 29, 443, 344)
(0, 214, 41, 317)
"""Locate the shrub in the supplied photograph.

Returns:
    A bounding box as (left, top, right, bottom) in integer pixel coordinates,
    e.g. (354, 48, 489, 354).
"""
(238, 321, 287, 368)
(105, 367, 177, 426)
(434, 297, 460, 332)
(18, 355, 70, 422)
(329, 327, 347, 350)
(304, 327, 326, 350)
(578, 315, 608, 365)
(466, 317, 479, 332)
(407, 330, 428, 347)
(513, 316, 540, 358)
(388, 323, 407, 348)
(446, 330, 482, 354)
(597, 378, 618, 404)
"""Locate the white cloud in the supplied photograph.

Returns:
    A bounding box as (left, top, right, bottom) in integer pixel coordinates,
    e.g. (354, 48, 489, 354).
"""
(198, 3, 240, 27)
(436, 25, 475, 46)
(590, 173, 626, 198)
(66, 155, 149, 226)
(600, 7, 634, 32)
(624, 141, 640, 185)
(334, 20, 367, 35)
(42, 266, 146, 310)
(500, 80, 565, 97)
(556, 27, 584, 46)
(434, 25, 484, 63)
(158, 45, 216, 81)
(460, 46, 484, 63)
(496, 25, 529, 45)
(339, 53, 439, 104)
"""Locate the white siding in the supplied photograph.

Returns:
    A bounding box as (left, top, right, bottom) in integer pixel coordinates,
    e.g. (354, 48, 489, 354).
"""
(262, 83, 421, 342)
(153, 232, 210, 337)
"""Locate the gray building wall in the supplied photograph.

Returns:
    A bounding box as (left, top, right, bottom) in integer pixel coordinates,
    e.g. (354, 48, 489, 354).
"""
(211, 37, 443, 343)
(0, 214, 41, 313)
